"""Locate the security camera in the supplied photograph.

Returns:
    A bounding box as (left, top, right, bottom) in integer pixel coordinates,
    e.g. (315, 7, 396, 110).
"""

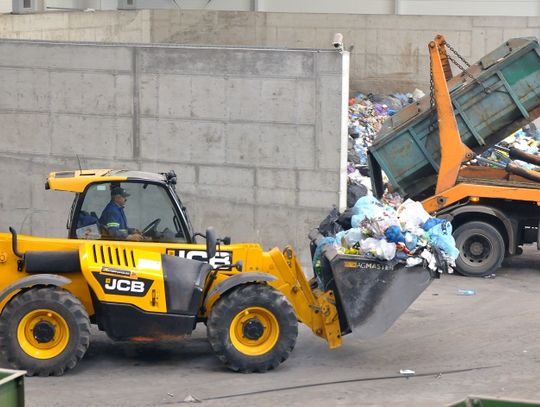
(333, 33, 343, 51)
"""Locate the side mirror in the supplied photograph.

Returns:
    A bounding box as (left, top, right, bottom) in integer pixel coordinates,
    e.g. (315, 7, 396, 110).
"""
(206, 227, 217, 261)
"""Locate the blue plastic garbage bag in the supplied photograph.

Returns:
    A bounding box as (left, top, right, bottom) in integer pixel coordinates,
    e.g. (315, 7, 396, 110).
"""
(334, 231, 347, 247)
(354, 144, 367, 165)
(313, 236, 336, 267)
(313, 236, 337, 287)
(351, 196, 398, 231)
(345, 228, 364, 247)
(422, 217, 445, 231)
(352, 196, 385, 216)
(384, 225, 405, 243)
(427, 221, 459, 259)
(404, 232, 418, 251)
(351, 214, 363, 228)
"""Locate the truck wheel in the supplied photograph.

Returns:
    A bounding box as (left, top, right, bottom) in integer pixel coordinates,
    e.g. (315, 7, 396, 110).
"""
(0, 287, 91, 376)
(454, 221, 505, 277)
(207, 284, 298, 373)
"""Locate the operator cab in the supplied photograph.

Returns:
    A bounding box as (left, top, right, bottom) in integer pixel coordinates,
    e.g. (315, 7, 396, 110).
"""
(69, 179, 192, 243)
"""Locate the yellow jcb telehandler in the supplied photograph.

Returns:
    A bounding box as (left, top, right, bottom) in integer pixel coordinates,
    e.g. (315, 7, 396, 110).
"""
(0, 169, 435, 376)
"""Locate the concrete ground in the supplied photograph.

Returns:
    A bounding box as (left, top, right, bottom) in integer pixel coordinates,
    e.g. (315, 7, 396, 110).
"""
(18, 247, 540, 406)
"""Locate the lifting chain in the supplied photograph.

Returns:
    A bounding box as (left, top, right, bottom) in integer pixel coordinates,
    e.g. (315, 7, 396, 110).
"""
(445, 41, 471, 68)
(428, 40, 474, 136)
(429, 56, 435, 109)
(444, 41, 490, 94)
(428, 56, 436, 134)
(446, 53, 470, 75)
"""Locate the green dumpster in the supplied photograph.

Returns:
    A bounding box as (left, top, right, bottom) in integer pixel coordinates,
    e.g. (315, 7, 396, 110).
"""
(0, 368, 25, 407)
(369, 37, 540, 199)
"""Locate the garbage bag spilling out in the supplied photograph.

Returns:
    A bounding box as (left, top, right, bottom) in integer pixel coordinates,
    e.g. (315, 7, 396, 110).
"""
(314, 195, 458, 285)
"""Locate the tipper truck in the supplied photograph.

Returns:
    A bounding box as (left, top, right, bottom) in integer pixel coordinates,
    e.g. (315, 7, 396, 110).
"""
(369, 35, 540, 277)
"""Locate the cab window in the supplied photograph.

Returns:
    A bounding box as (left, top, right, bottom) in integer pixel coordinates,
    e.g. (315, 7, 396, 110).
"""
(74, 182, 187, 243)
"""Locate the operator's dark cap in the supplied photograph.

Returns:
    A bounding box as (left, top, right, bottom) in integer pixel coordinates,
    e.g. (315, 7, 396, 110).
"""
(111, 187, 130, 197)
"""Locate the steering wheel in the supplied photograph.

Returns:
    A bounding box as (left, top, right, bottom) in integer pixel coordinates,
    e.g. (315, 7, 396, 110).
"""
(142, 218, 161, 236)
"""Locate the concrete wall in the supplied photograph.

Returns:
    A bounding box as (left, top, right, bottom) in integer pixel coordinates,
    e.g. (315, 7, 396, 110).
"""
(147, 10, 540, 93)
(149, 10, 540, 93)
(2, 10, 540, 93)
(0, 39, 348, 267)
(0, 10, 151, 41)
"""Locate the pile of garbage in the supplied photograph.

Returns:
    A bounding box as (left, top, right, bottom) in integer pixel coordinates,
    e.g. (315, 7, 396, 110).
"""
(314, 195, 459, 283)
(479, 123, 540, 170)
(346, 91, 425, 202)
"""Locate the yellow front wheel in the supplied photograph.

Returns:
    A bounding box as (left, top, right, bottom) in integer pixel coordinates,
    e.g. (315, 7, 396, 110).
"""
(207, 284, 298, 373)
(230, 306, 280, 356)
(0, 287, 90, 376)
(18, 309, 70, 359)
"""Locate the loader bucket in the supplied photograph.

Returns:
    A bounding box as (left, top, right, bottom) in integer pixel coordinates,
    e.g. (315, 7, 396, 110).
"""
(317, 243, 437, 339)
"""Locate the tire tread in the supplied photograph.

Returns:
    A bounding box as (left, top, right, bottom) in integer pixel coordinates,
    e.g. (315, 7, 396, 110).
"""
(0, 286, 91, 376)
(207, 284, 298, 373)
(454, 221, 505, 277)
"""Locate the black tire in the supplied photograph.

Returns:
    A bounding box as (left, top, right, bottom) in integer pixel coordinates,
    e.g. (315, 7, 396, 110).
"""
(0, 287, 91, 376)
(454, 221, 505, 277)
(207, 284, 298, 373)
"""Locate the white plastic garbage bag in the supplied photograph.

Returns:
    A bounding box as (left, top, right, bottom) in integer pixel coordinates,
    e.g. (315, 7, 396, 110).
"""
(359, 237, 396, 260)
(406, 257, 423, 267)
(376, 239, 396, 261)
(360, 237, 379, 256)
(397, 199, 430, 231)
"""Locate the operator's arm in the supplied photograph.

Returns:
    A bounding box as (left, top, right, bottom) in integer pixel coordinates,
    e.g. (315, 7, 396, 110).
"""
(102, 217, 127, 239)
(100, 204, 143, 241)
(100, 209, 128, 239)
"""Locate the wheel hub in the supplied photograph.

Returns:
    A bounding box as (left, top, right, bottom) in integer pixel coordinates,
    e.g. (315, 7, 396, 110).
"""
(464, 235, 491, 262)
(230, 306, 280, 356)
(243, 318, 265, 340)
(470, 241, 485, 256)
(18, 309, 70, 359)
(33, 320, 56, 343)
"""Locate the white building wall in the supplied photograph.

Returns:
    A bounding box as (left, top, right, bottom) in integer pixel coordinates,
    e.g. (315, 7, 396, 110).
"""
(0, 0, 10, 13)
(255, 0, 394, 14)
(397, 0, 540, 17)
(4, 0, 540, 15)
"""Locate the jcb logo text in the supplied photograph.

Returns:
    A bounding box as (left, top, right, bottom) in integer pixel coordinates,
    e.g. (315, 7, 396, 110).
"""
(105, 278, 145, 293)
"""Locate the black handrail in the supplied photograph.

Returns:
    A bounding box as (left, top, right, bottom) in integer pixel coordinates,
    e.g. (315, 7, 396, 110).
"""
(9, 227, 23, 258)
